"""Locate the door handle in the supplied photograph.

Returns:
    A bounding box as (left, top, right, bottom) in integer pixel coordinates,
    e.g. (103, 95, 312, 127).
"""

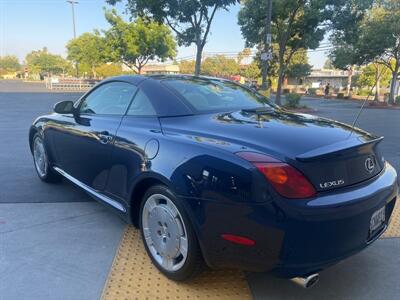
(97, 131, 113, 144)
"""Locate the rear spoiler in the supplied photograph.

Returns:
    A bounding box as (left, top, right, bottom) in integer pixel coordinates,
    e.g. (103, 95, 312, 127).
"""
(296, 136, 384, 162)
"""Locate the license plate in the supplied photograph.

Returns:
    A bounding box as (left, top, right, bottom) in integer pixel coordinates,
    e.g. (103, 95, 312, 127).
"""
(370, 206, 386, 233)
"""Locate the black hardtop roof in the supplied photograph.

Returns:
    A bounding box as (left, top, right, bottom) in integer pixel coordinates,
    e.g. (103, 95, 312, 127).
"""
(101, 74, 230, 86)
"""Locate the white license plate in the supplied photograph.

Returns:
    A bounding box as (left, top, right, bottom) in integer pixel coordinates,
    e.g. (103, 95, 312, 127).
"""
(370, 206, 386, 233)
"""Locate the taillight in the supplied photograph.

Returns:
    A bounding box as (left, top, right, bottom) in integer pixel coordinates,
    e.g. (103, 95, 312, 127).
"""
(236, 151, 316, 199)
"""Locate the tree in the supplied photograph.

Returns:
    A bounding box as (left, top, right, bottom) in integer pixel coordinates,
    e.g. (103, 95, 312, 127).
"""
(239, 0, 328, 105)
(285, 51, 312, 90)
(0, 55, 21, 72)
(95, 63, 123, 78)
(178, 60, 196, 74)
(329, 46, 356, 96)
(323, 58, 334, 70)
(237, 48, 252, 65)
(66, 32, 107, 78)
(201, 55, 240, 77)
(358, 62, 392, 101)
(354, 3, 400, 104)
(26, 48, 70, 76)
(241, 61, 261, 81)
(104, 10, 176, 74)
(287, 63, 312, 89)
(328, 0, 374, 97)
(107, 0, 239, 75)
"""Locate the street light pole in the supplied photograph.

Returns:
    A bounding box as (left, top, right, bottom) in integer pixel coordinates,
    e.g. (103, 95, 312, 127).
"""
(67, 1, 79, 77)
(67, 0, 78, 38)
(261, 0, 273, 91)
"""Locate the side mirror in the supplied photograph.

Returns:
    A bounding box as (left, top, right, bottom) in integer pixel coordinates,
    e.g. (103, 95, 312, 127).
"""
(54, 101, 75, 114)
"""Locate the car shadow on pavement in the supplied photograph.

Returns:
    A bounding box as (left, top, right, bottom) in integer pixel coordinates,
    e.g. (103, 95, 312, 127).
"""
(0, 173, 93, 204)
(247, 238, 400, 300)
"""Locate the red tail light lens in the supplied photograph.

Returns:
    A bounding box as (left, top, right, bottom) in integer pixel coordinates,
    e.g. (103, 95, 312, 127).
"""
(236, 152, 316, 199)
(254, 162, 316, 198)
(221, 234, 256, 246)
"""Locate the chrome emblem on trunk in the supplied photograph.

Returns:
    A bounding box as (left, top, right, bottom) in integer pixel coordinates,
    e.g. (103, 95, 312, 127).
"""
(319, 179, 345, 189)
(365, 157, 375, 173)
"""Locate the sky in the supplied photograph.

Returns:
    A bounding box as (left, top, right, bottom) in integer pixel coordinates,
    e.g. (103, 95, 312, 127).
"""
(0, 0, 327, 68)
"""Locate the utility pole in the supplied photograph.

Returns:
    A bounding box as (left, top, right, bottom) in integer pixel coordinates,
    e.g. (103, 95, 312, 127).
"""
(67, 1, 79, 77)
(261, 0, 273, 91)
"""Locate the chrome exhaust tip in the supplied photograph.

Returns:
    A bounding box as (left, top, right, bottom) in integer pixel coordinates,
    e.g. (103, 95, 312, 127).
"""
(290, 273, 320, 289)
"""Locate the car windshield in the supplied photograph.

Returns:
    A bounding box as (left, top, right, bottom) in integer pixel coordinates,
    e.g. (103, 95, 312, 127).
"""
(162, 78, 273, 112)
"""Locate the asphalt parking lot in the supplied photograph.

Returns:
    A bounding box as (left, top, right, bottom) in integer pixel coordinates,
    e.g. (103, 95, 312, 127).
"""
(300, 97, 400, 183)
(0, 80, 399, 299)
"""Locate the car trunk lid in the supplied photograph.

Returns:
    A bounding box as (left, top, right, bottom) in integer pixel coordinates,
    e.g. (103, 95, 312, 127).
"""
(160, 109, 385, 192)
(295, 137, 385, 192)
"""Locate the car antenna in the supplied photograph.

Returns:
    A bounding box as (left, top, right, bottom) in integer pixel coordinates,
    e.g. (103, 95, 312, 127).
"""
(348, 67, 387, 139)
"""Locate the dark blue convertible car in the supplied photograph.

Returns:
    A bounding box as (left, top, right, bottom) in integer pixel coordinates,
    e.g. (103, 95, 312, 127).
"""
(30, 75, 398, 286)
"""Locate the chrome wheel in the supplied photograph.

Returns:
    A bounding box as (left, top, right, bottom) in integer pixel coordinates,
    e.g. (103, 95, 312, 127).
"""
(142, 193, 188, 272)
(33, 137, 48, 177)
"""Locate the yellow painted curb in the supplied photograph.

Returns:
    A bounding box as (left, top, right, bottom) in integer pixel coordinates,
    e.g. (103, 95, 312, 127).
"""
(102, 227, 252, 300)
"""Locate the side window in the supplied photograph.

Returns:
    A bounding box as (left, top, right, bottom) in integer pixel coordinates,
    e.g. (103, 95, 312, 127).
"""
(127, 90, 156, 116)
(79, 82, 137, 115)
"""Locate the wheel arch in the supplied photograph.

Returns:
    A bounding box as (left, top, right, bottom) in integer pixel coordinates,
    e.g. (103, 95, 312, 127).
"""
(29, 126, 39, 154)
(129, 173, 174, 228)
(127, 170, 209, 271)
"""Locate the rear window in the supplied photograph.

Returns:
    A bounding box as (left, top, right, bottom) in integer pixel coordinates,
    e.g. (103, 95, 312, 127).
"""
(163, 78, 272, 112)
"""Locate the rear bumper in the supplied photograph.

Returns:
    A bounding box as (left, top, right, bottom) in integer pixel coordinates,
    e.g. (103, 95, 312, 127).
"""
(184, 163, 398, 277)
(272, 195, 396, 278)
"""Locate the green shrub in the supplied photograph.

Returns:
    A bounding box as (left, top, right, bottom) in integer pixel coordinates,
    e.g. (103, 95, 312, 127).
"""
(357, 89, 372, 96)
(308, 88, 318, 95)
(395, 95, 400, 105)
(337, 93, 345, 99)
(285, 93, 301, 108)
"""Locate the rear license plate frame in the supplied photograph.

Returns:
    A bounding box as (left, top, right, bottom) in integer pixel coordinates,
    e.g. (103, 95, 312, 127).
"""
(370, 206, 386, 234)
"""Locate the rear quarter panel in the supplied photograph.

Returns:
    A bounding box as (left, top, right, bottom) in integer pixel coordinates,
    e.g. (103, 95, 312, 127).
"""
(151, 132, 270, 204)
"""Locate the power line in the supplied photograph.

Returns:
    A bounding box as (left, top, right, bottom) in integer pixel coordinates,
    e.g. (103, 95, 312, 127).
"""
(174, 46, 335, 62)
(178, 44, 333, 58)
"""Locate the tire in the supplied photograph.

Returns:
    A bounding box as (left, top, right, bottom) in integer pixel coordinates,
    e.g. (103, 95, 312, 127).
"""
(140, 185, 204, 281)
(32, 133, 61, 183)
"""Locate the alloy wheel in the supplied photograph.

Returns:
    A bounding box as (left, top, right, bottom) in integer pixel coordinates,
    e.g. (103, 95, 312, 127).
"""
(142, 193, 188, 272)
(33, 137, 48, 177)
